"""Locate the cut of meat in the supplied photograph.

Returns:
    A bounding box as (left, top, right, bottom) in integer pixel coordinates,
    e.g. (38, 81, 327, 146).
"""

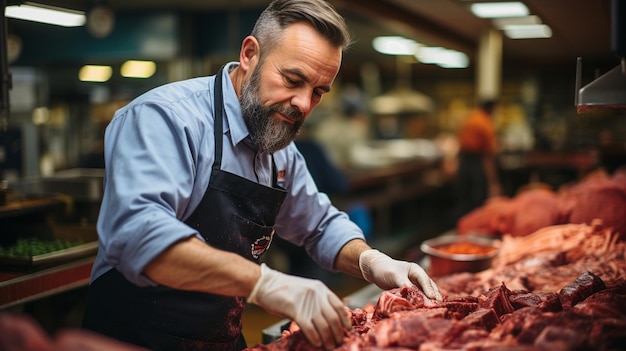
(456, 196, 514, 236)
(456, 170, 626, 238)
(573, 279, 626, 318)
(508, 189, 566, 237)
(369, 311, 456, 348)
(456, 189, 566, 237)
(509, 292, 562, 312)
(588, 317, 626, 350)
(461, 308, 500, 330)
(442, 299, 479, 319)
(559, 271, 606, 309)
(490, 306, 545, 341)
(372, 290, 414, 318)
(373, 286, 439, 319)
(565, 184, 626, 239)
(533, 325, 589, 350)
(478, 283, 515, 318)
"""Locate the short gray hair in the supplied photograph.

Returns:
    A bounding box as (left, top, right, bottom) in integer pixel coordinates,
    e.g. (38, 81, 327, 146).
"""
(251, 0, 352, 57)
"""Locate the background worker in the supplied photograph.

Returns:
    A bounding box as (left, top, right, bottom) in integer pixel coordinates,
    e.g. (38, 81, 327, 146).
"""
(456, 99, 501, 218)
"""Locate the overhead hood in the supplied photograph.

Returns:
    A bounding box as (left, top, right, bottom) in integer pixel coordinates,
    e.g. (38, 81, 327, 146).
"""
(369, 57, 435, 115)
(575, 57, 626, 113)
(575, 0, 626, 113)
(370, 87, 434, 115)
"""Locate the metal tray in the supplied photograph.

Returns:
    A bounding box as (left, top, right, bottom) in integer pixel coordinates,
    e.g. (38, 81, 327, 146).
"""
(0, 241, 98, 266)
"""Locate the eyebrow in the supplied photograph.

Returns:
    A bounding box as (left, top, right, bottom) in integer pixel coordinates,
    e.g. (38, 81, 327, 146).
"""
(284, 68, 332, 93)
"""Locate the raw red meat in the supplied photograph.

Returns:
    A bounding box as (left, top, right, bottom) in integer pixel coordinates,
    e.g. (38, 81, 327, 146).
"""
(441, 298, 479, 318)
(559, 271, 606, 309)
(533, 324, 589, 350)
(369, 310, 457, 348)
(244, 272, 626, 351)
(373, 286, 439, 319)
(573, 280, 626, 318)
(456, 196, 514, 236)
(509, 292, 562, 312)
(457, 189, 565, 237)
(562, 178, 626, 238)
(246, 222, 626, 351)
(478, 283, 515, 317)
(461, 308, 500, 330)
(507, 189, 566, 236)
(457, 170, 626, 238)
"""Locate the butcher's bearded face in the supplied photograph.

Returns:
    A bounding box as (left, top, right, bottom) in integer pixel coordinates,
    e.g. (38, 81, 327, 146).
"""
(240, 61, 304, 153)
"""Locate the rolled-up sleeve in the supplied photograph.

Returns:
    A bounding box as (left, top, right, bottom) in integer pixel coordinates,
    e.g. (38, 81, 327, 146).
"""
(273, 146, 365, 271)
(97, 101, 207, 286)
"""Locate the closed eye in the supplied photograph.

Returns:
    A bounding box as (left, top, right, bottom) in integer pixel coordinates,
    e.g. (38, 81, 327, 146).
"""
(313, 89, 325, 98)
(282, 68, 330, 101)
(285, 76, 301, 87)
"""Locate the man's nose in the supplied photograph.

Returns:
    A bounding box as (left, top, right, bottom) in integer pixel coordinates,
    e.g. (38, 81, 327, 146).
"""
(290, 90, 312, 114)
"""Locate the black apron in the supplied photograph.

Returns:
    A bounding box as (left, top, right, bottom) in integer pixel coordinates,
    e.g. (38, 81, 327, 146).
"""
(83, 67, 287, 351)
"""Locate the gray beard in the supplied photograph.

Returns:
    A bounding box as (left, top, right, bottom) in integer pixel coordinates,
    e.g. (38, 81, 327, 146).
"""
(239, 65, 304, 153)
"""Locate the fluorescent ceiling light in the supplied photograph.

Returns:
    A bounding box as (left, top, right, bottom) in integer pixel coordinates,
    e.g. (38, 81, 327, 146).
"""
(416, 47, 446, 64)
(438, 51, 470, 69)
(372, 35, 468, 68)
(5, 2, 86, 27)
(79, 65, 112, 82)
(503, 24, 552, 39)
(416, 47, 469, 69)
(492, 15, 541, 29)
(470, 2, 529, 18)
(372, 36, 420, 56)
(121, 60, 157, 78)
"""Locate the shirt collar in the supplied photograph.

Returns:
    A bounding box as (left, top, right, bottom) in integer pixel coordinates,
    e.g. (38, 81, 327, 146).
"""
(221, 62, 253, 149)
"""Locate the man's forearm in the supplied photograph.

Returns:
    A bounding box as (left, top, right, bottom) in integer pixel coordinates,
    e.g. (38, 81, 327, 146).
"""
(333, 239, 371, 278)
(143, 236, 260, 297)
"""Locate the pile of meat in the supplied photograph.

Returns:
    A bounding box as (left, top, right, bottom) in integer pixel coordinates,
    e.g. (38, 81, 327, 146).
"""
(456, 168, 626, 238)
(245, 222, 626, 351)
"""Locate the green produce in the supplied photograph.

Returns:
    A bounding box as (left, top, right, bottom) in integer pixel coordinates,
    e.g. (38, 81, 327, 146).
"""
(0, 237, 85, 258)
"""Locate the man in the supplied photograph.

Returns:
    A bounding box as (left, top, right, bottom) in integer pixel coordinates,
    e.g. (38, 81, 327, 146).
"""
(456, 99, 501, 217)
(82, 1, 441, 350)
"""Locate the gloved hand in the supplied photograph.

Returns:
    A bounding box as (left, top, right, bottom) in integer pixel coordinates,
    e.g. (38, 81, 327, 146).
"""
(247, 264, 351, 350)
(359, 249, 443, 301)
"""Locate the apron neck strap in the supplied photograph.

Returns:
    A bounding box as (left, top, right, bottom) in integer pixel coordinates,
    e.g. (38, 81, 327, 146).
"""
(212, 67, 225, 171)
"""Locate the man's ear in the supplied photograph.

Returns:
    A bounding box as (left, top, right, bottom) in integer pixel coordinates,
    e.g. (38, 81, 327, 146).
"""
(239, 36, 260, 74)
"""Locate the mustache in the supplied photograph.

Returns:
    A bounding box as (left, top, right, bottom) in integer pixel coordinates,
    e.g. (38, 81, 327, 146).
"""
(271, 105, 304, 123)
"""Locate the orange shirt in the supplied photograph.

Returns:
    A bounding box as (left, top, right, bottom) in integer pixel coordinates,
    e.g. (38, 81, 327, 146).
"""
(457, 108, 497, 154)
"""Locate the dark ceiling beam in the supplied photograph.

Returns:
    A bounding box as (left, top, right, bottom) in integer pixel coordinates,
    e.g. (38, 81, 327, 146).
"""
(334, 0, 476, 54)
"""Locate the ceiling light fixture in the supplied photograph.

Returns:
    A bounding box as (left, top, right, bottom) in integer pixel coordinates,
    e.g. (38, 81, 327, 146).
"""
(5, 2, 86, 27)
(79, 65, 112, 82)
(470, 2, 529, 18)
(372, 36, 420, 56)
(415, 47, 469, 69)
(121, 60, 157, 78)
(492, 15, 541, 29)
(503, 24, 552, 39)
(372, 36, 469, 68)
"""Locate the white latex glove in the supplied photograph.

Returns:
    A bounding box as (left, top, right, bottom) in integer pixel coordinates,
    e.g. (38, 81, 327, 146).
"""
(247, 264, 351, 350)
(359, 249, 443, 301)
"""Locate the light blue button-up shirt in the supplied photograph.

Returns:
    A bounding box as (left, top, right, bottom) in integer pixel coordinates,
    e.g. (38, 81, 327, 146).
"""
(92, 62, 365, 287)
